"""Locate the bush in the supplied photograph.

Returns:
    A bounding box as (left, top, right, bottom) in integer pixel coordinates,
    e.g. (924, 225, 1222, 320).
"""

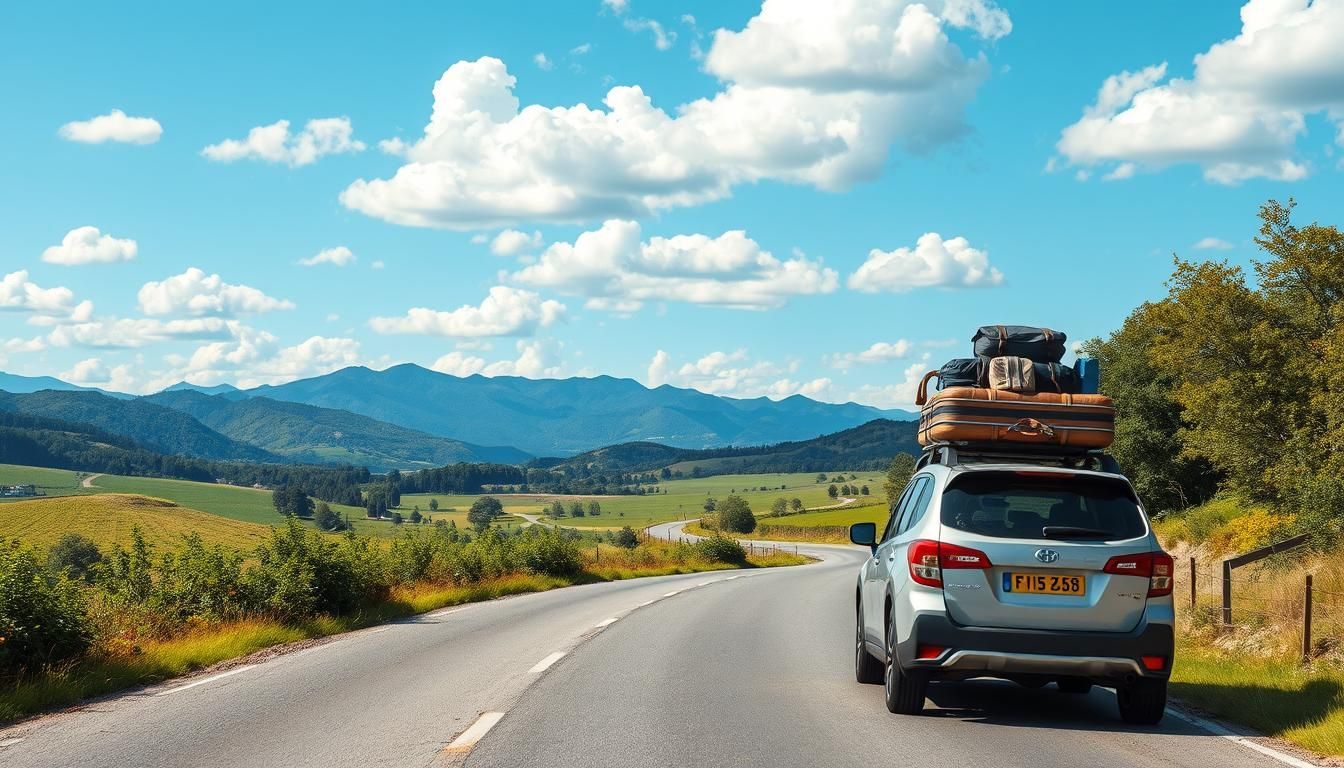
(0, 542, 92, 676)
(514, 529, 582, 577)
(47, 534, 102, 583)
(693, 536, 747, 565)
(716, 495, 757, 534)
(614, 526, 639, 549)
(153, 533, 247, 622)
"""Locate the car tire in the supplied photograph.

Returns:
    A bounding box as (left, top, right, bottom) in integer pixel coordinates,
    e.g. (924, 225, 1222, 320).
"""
(856, 606, 883, 684)
(1056, 678, 1093, 695)
(884, 613, 927, 715)
(1117, 678, 1166, 724)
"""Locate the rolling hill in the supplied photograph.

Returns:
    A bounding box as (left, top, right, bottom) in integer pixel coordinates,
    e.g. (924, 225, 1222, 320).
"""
(240, 364, 913, 456)
(0, 390, 276, 462)
(143, 390, 530, 471)
(546, 418, 920, 476)
(0, 493, 272, 551)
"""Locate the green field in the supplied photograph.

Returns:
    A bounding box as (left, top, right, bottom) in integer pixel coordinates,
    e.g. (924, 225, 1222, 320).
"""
(402, 470, 887, 530)
(758, 504, 889, 528)
(0, 463, 91, 499)
(0, 493, 273, 551)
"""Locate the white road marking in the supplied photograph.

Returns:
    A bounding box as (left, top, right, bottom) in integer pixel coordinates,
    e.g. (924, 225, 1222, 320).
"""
(528, 651, 566, 674)
(366, 627, 389, 634)
(594, 617, 619, 628)
(154, 665, 256, 696)
(1167, 707, 1319, 768)
(663, 590, 681, 597)
(696, 580, 714, 586)
(443, 711, 506, 753)
(0, 737, 24, 748)
(636, 599, 657, 607)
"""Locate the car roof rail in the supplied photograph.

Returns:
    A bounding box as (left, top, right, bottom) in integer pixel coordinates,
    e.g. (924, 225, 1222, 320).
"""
(918, 442, 1121, 474)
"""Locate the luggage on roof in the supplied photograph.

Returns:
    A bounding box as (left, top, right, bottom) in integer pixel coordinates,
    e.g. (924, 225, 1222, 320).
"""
(936, 358, 987, 389)
(915, 373, 1114, 449)
(972, 325, 1067, 363)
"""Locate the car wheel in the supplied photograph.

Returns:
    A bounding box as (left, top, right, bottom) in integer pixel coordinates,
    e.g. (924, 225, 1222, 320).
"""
(1117, 678, 1166, 724)
(884, 612, 926, 715)
(1056, 678, 1093, 695)
(856, 606, 883, 684)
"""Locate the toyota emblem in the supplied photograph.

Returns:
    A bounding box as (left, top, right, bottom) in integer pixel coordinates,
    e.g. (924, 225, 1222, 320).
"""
(1034, 548, 1060, 563)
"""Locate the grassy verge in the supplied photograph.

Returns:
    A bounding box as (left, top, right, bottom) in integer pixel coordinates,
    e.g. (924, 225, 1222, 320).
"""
(681, 521, 853, 545)
(0, 545, 806, 724)
(1172, 641, 1344, 756)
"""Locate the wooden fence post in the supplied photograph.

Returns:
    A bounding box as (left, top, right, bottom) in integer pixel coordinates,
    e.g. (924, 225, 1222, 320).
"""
(1190, 556, 1197, 610)
(1303, 574, 1314, 664)
(1222, 559, 1233, 628)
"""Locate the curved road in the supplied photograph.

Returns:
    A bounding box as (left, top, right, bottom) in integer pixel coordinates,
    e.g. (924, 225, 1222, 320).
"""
(0, 525, 1308, 768)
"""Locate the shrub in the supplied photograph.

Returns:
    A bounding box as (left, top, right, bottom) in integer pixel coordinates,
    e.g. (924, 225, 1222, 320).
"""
(153, 533, 248, 622)
(0, 542, 92, 676)
(716, 495, 757, 534)
(47, 533, 102, 583)
(693, 536, 747, 565)
(514, 529, 582, 577)
(614, 526, 639, 549)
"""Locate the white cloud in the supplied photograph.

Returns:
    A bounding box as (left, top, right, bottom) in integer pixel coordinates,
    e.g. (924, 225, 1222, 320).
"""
(848, 233, 1003, 292)
(137, 268, 295, 317)
(202, 117, 365, 167)
(511, 219, 837, 311)
(370, 286, 565, 337)
(1194, 237, 1235, 250)
(47, 317, 235, 349)
(432, 340, 559, 379)
(624, 17, 676, 50)
(41, 226, 138, 266)
(0, 270, 89, 321)
(370, 260, 386, 269)
(59, 110, 162, 145)
(343, 1, 1006, 229)
(571, 43, 592, 55)
(62, 357, 109, 384)
(1056, 0, 1344, 183)
(533, 52, 554, 70)
(601, 0, 628, 12)
(299, 246, 356, 267)
(158, 328, 364, 390)
(828, 340, 911, 369)
(849, 360, 930, 410)
(490, 229, 543, 256)
(647, 349, 672, 387)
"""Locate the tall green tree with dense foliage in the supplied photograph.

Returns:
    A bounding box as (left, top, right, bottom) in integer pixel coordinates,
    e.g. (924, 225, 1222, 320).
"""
(273, 486, 314, 518)
(716, 494, 757, 534)
(771, 497, 788, 516)
(46, 534, 103, 583)
(588, 501, 601, 517)
(468, 496, 504, 531)
(883, 453, 915, 502)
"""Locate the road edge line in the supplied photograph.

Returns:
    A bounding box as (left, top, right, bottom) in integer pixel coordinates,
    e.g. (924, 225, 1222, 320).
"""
(153, 664, 256, 697)
(1166, 706, 1322, 768)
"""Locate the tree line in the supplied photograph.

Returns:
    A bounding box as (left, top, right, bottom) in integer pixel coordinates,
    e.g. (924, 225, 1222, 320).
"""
(1085, 199, 1343, 544)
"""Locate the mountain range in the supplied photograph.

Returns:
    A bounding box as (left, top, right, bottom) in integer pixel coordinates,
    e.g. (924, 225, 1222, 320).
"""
(0, 364, 915, 468)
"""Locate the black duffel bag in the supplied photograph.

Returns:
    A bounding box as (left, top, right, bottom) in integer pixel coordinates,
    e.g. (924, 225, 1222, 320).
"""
(972, 325, 1067, 363)
(1033, 362, 1080, 394)
(937, 358, 986, 389)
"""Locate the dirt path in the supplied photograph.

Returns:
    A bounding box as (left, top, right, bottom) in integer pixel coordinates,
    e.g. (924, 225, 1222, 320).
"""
(81, 473, 103, 488)
(810, 496, 856, 510)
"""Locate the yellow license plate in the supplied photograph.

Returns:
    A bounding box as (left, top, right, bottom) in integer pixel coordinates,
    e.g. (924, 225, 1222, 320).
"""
(1004, 572, 1085, 595)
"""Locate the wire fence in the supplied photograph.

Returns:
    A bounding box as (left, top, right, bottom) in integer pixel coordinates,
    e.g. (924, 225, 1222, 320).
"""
(1175, 546, 1342, 664)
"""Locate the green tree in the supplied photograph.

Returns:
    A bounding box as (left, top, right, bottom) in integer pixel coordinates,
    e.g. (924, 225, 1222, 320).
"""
(570, 501, 585, 517)
(313, 502, 344, 531)
(588, 501, 601, 517)
(860, 485, 870, 496)
(716, 494, 756, 534)
(789, 498, 804, 513)
(827, 484, 838, 499)
(410, 508, 423, 524)
(46, 533, 102, 582)
(883, 453, 916, 502)
(702, 497, 717, 513)
(614, 526, 639, 548)
(468, 496, 504, 531)
(550, 500, 566, 517)
(428, 498, 439, 512)
(770, 497, 788, 516)
(391, 512, 404, 526)
(816, 473, 827, 483)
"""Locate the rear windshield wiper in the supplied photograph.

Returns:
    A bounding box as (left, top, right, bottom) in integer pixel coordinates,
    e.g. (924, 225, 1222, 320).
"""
(1041, 526, 1114, 539)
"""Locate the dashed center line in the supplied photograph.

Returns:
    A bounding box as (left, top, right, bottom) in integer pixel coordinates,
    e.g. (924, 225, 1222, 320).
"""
(594, 617, 619, 628)
(636, 599, 657, 607)
(155, 664, 256, 696)
(528, 651, 566, 674)
(443, 712, 506, 754)
(663, 590, 681, 597)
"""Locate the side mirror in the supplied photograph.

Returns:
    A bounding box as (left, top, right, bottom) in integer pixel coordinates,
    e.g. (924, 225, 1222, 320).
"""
(849, 522, 877, 552)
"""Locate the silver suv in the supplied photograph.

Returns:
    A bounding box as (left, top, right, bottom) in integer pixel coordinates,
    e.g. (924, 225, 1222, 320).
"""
(850, 446, 1174, 724)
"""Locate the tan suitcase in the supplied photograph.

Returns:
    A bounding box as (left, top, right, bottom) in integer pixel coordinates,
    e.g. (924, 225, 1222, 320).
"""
(915, 371, 1115, 449)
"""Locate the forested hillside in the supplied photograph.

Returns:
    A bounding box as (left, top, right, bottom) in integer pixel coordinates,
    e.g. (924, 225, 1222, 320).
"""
(1086, 199, 1342, 545)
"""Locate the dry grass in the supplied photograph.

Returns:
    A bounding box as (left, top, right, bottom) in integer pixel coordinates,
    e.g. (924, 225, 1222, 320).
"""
(680, 521, 852, 545)
(0, 493, 273, 551)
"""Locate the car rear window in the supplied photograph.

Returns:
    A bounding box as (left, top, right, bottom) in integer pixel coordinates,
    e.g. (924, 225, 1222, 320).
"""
(940, 471, 1146, 541)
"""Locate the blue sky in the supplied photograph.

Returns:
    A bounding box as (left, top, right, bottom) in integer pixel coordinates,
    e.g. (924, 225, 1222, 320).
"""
(2, 0, 1341, 407)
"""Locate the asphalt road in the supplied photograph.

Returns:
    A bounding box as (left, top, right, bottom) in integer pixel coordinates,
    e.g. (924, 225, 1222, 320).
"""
(0, 523, 1310, 768)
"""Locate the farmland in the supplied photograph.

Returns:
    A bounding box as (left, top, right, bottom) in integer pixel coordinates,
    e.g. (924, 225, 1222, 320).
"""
(0, 493, 273, 551)
(403, 470, 887, 530)
(0, 463, 89, 499)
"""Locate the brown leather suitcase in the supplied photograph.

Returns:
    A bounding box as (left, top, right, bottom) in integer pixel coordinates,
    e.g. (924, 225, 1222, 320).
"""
(915, 371, 1114, 449)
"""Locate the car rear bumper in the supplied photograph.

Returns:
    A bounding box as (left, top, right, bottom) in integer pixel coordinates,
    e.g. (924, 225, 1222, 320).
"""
(898, 613, 1174, 684)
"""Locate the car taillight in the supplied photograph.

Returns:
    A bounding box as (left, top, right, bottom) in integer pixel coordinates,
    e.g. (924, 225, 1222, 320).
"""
(908, 540, 992, 588)
(1103, 551, 1174, 598)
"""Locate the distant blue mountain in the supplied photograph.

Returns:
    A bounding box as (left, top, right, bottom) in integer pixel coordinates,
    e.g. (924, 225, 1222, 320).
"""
(243, 364, 916, 456)
(162, 380, 240, 396)
(0, 371, 131, 398)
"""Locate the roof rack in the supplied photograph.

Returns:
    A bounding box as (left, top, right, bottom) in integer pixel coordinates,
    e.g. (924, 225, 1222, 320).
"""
(918, 442, 1122, 474)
